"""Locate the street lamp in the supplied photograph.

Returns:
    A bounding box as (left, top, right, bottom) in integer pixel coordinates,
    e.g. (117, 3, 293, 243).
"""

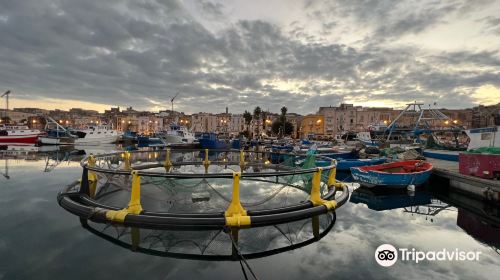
(444, 120, 449, 125)
(453, 120, 458, 124)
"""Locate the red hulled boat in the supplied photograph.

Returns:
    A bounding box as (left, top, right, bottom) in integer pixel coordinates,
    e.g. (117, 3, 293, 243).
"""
(0, 125, 43, 144)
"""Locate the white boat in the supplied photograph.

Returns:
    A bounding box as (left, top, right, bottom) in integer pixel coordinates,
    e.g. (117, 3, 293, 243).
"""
(0, 125, 43, 144)
(160, 124, 196, 144)
(465, 126, 500, 150)
(71, 125, 120, 145)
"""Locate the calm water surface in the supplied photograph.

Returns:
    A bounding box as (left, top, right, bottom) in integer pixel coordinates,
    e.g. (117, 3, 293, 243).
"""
(1, 147, 500, 280)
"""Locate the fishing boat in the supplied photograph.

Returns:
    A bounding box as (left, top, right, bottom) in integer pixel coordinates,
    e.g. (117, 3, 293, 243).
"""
(198, 133, 228, 149)
(160, 124, 196, 144)
(70, 125, 120, 145)
(137, 135, 166, 147)
(464, 126, 500, 150)
(39, 128, 76, 145)
(315, 157, 387, 171)
(350, 160, 433, 188)
(0, 125, 43, 144)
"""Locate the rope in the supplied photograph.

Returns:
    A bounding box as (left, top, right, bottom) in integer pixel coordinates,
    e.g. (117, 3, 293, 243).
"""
(226, 227, 260, 280)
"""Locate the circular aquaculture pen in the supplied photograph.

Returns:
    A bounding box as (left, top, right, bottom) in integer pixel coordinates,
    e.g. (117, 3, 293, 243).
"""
(58, 149, 349, 229)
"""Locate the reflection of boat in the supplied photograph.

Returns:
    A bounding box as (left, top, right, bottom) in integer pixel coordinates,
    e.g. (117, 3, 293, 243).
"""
(74, 144, 122, 155)
(0, 144, 40, 179)
(351, 160, 433, 188)
(0, 125, 43, 144)
(350, 187, 432, 211)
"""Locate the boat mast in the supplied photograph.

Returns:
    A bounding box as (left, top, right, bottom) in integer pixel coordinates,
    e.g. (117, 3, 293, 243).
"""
(1, 90, 11, 123)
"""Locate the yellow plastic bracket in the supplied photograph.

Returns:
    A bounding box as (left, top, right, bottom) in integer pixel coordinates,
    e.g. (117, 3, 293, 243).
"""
(327, 160, 337, 186)
(123, 151, 131, 171)
(203, 149, 210, 168)
(88, 154, 96, 167)
(239, 150, 246, 169)
(164, 148, 173, 169)
(225, 172, 251, 227)
(87, 154, 98, 198)
(310, 168, 337, 210)
(106, 170, 143, 222)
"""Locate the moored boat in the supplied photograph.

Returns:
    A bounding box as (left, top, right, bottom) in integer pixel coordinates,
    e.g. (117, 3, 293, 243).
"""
(71, 125, 120, 145)
(0, 125, 43, 144)
(350, 160, 433, 188)
(315, 157, 387, 171)
(199, 133, 228, 149)
(423, 149, 459, 161)
(464, 126, 500, 150)
(160, 124, 196, 144)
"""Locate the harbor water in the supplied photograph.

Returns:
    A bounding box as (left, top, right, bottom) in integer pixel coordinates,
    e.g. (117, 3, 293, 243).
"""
(1, 146, 500, 279)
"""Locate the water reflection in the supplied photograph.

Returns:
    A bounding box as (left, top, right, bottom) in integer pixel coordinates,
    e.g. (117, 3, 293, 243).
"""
(79, 213, 336, 261)
(435, 191, 500, 255)
(2, 145, 500, 279)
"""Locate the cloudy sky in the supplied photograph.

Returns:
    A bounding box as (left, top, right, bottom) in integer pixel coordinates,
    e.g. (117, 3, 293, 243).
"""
(0, 0, 499, 114)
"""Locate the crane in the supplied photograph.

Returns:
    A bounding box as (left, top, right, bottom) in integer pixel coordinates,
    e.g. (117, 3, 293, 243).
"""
(170, 91, 180, 113)
(1, 90, 11, 122)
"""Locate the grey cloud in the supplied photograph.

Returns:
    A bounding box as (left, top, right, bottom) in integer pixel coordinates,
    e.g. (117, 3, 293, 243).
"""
(0, 0, 498, 114)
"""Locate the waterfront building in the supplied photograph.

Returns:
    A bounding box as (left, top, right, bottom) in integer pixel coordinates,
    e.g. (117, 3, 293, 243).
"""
(299, 114, 324, 139)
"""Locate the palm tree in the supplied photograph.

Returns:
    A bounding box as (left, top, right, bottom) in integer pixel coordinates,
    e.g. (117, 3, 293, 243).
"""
(243, 110, 252, 136)
(253, 106, 262, 137)
(281, 106, 287, 117)
(280, 106, 287, 137)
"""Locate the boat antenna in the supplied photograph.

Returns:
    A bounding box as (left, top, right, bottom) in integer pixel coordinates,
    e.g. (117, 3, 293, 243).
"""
(1, 90, 11, 122)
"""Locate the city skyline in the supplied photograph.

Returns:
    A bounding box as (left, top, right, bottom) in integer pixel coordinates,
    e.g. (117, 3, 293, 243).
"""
(1, 0, 499, 114)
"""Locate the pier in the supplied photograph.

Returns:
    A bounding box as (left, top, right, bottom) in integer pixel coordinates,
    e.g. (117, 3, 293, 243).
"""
(428, 158, 500, 202)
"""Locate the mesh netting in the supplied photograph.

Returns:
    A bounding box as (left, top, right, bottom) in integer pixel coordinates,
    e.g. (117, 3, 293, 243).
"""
(80, 211, 335, 259)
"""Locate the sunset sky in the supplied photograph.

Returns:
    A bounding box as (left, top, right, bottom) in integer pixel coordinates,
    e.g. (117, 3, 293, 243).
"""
(0, 0, 499, 114)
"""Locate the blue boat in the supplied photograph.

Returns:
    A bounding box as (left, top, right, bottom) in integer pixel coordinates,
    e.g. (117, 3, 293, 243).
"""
(315, 157, 387, 171)
(350, 160, 433, 188)
(137, 135, 166, 147)
(321, 151, 358, 160)
(423, 149, 459, 161)
(199, 133, 228, 149)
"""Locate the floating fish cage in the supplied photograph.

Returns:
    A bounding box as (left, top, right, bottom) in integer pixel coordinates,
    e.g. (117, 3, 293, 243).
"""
(58, 149, 349, 229)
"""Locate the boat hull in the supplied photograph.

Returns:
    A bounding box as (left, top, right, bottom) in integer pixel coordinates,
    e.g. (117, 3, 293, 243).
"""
(350, 160, 433, 188)
(316, 158, 387, 171)
(423, 149, 459, 161)
(0, 135, 39, 144)
(39, 136, 75, 145)
(74, 135, 119, 145)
